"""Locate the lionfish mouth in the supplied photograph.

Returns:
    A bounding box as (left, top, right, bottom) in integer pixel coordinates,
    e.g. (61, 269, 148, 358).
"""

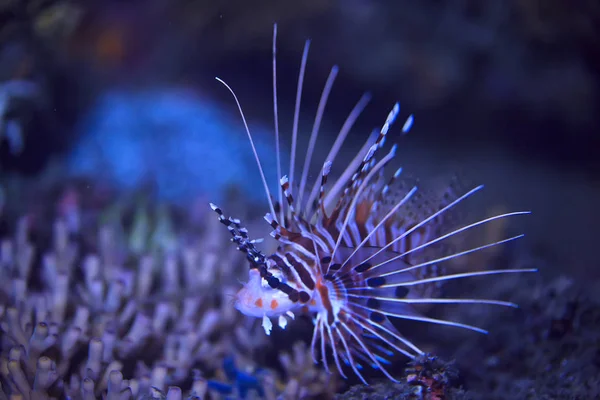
(209, 23, 535, 384)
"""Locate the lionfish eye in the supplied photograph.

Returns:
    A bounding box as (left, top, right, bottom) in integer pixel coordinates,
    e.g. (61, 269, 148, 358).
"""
(261, 269, 284, 289)
(260, 278, 271, 289)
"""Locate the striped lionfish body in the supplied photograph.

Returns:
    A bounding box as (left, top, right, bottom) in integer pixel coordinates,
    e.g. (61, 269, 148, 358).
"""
(210, 25, 535, 383)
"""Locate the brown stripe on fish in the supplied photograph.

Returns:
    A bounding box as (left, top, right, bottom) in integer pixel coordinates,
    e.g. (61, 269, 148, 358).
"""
(285, 252, 316, 290)
(317, 280, 336, 325)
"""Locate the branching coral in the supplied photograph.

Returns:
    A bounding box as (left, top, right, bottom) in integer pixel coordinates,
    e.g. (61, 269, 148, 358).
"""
(274, 341, 340, 399)
(0, 188, 275, 399)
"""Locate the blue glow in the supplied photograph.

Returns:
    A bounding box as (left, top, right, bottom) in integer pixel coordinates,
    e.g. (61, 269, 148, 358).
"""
(67, 88, 287, 204)
(207, 356, 265, 398)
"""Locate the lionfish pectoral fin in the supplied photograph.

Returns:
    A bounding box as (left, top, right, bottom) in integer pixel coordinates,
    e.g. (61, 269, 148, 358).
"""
(330, 245, 414, 278)
(278, 315, 288, 329)
(262, 315, 273, 335)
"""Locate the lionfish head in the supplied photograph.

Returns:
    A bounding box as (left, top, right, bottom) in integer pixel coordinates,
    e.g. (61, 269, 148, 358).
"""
(234, 261, 299, 319)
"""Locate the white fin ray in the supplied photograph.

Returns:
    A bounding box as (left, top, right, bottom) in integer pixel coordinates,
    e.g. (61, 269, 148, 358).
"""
(297, 66, 339, 212)
(215, 77, 277, 220)
(372, 235, 526, 280)
(305, 93, 372, 218)
(356, 185, 486, 268)
(334, 325, 368, 385)
(289, 39, 311, 213)
(338, 320, 400, 382)
(330, 144, 398, 262)
(272, 24, 285, 226)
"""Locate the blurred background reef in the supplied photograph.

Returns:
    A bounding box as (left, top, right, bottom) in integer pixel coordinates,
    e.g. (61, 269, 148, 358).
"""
(0, 0, 599, 399)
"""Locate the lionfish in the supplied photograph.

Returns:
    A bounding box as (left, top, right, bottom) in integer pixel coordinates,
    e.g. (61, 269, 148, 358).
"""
(210, 25, 535, 383)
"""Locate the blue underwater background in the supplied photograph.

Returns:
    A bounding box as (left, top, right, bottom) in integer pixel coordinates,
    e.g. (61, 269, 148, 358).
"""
(67, 87, 286, 204)
(1, 1, 600, 399)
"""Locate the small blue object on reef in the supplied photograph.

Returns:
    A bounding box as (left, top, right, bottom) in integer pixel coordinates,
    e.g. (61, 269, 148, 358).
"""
(206, 356, 265, 399)
(0, 79, 39, 155)
(67, 88, 285, 204)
